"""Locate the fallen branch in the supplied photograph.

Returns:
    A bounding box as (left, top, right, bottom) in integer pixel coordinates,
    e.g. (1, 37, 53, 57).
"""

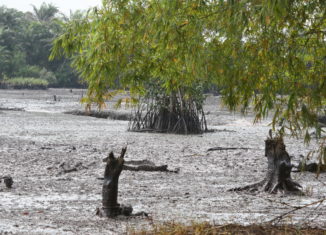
(101, 158, 179, 173)
(207, 147, 252, 151)
(208, 129, 237, 133)
(56, 162, 87, 175)
(0, 107, 25, 112)
(293, 162, 326, 173)
(102, 158, 178, 173)
(124, 164, 178, 173)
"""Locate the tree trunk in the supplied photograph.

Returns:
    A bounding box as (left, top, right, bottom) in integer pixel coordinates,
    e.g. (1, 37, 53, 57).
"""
(230, 137, 302, 194)
(97, 147, 132, 217)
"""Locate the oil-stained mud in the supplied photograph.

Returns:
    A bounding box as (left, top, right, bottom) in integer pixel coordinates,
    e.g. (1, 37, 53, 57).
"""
(0, 89, 325, 234)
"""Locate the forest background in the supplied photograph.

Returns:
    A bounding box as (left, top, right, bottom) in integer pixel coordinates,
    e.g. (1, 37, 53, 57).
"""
(0, 3, 83, 89)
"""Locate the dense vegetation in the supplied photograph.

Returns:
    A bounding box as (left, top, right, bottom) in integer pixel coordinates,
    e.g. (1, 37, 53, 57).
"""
(0, 3, 83, 88)
(51, 0, 325, 145)
(51, 0, 325, 151)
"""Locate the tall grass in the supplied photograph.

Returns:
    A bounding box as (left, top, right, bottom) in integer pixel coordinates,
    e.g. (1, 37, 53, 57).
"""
(1, 77, 48, 89)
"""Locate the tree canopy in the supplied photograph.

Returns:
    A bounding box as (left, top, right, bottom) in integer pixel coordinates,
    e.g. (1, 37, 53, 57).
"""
(50, 0, 325, 142)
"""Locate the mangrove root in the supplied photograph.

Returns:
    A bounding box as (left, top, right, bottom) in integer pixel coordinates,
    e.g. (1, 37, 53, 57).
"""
(128, 87, 207, 134)
(97, 147, 133, 217)
(229, 137, 302, 194)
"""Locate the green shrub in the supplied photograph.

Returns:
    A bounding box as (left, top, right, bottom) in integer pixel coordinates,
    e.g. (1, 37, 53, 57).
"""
(15, 65, 42, 78)
(39, 68, 57, 85)
(2, 77, 48, 89)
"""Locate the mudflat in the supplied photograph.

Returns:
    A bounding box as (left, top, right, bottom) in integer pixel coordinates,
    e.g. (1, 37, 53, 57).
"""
(0, 89, 325, 234)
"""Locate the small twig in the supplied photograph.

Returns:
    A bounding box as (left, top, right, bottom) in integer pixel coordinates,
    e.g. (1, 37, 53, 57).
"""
(268, 197, 326, 224)
(263, 197, 301, 209)
(303, 200, 324, 224)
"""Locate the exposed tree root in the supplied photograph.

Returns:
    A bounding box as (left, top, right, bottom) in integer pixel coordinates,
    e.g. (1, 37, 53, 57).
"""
(129, 89, 207, 134)
(229, 136, 302, 194)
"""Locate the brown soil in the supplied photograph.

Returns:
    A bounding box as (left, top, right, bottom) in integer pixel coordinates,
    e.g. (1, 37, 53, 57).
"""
(0, 89, 325, 234)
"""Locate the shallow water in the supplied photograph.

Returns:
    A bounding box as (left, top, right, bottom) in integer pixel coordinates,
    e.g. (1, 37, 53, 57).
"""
(0, 89, 325, 234)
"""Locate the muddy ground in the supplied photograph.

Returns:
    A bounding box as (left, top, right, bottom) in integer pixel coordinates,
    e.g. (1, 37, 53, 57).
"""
(0, 89, 325, 234)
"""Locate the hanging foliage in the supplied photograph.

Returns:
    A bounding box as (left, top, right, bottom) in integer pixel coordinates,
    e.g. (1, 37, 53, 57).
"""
(51, 0, 325, 142)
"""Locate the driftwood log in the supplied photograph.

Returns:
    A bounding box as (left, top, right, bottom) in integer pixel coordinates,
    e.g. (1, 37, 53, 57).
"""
(96, 147, 132, 217)
(230, 137, 302, 194)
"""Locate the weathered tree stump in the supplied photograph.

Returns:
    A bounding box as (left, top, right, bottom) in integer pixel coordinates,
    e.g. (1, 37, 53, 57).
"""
(1, 176, 13, 188)
(96, 147, 133, 217)
(230, 137, 302, 194)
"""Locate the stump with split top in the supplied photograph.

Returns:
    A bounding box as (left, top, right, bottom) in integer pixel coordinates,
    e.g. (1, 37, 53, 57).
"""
(231, 137, 302, 194)
(97, 147, 132, 217)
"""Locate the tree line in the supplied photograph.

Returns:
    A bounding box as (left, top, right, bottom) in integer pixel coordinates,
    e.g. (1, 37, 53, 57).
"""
(0, 3, 84, 88)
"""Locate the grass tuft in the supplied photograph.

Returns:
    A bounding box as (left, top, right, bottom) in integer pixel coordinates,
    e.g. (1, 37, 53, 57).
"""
(128, 222, 325, 235)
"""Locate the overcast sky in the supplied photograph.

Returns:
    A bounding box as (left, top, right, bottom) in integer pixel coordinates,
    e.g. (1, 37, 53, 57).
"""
(1, 0, 102, 15)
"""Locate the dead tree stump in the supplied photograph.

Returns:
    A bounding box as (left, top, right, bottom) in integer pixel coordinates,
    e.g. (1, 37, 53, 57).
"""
(97, 147, 132, 217)
(230, 137, 302, 194)
(1, 176, 13, 188)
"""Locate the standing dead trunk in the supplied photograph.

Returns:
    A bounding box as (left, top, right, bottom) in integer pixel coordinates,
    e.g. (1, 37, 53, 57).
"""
(230, 137, 302, 194)
(97, 147, 132, 217)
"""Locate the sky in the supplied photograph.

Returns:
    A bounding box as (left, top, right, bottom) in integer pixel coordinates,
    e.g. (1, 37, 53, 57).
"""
(1, 0, 102, 15)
